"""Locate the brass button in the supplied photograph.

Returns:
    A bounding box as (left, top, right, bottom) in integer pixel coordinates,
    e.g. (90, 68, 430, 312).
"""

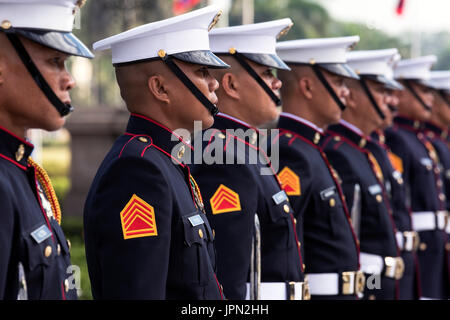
(309, 58, 316, 65)
(437, 180, 443, 187)
(313, 132, 321, 144)
(64, 279, 69, 292)
(57, 244, 61, 255)
(329, 198, 336, 207)
(250, 132, 257, 145)
(297, 241, 301, 248)
(369, 294, 376, 300)
(1, 20, 11, 29)
(285, 133, 293, 138)
(439, 193, 446, 201)
(177, 145, 185, 159)
(15, 144, 25, 162)
(44, 245, 52, 258)
(419, 242, 427, 251)
(218, 133, 226, 139)
(198, 229, 204, 239)
(283, 204, 290, 213)
(376, 194, 383, 203)
(445, 243, 450, 251)
(359, 139, 366, 148)
(67, 239, 71, 251)
(212, 229, 215, 240)
(294, 218, 297, 225)
(334, 136, 341, 142)
(302, 263, 306, 270)
(158, 49, 166, 58)
(397, 177, 404, 185)
(138, 136, 148, 143)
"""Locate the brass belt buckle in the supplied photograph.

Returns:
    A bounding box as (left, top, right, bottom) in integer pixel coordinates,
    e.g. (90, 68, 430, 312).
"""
(355, 270, 366, 295)
(384, 256, 396, 278)
(412, 231, 420, 251)
(342, 271, 354, 295)
(303, 280, 311, 300)
(394, 257, 405, 280)
(288, 281, 296, 300)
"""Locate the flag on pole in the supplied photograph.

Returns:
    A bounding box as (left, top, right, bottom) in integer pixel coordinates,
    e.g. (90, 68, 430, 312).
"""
(173, 0, 202, 15)
(396, 0, 405, 15)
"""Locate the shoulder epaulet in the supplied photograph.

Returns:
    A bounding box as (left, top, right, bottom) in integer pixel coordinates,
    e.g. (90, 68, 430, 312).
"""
(119, 134, 154, 158)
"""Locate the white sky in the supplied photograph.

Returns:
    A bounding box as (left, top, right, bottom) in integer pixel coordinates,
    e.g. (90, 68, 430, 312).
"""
(317, 0, 450, 35)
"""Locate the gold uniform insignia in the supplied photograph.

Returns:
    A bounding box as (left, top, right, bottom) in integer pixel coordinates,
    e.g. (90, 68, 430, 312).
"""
(120, 194, 158, 240)
(388, 151, 404, 174)
(278, 166, 301, 196)
(210, 184, 241, 214)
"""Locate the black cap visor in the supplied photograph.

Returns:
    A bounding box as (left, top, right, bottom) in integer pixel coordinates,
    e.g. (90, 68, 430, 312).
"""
(320, 63, 359, 80)
(13, 28, 93, 58)
(172, 50, 230, 69)
(363, 74, 404, 91)
(241, 52, 291, 71)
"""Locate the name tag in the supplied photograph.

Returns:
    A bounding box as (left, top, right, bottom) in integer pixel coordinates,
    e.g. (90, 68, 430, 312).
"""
(420, 158, 432, 168)
(188, 214, 204, 227)
(30, 225, 52, 244)
(320, 186, 336, 200)
(272, 190, 288, 205)
(368, 184, 382, 195)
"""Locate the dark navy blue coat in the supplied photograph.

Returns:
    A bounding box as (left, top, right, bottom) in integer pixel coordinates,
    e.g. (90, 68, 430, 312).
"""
(385, 116, 448, 299)
(323, 122, 400, 300)
(189, 113, 304, 300)
(276, 114, 359, 300)
(0, 127, 76, 300)
(83, 114, 223, 300)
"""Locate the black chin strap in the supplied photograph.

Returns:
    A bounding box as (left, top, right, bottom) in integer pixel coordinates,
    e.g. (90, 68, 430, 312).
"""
(388, 104, 398, 112)
(359, 78, 386, 120)
(230, 51, 282, 107)
(311, 65, 347, 111)
(403, 80, 432, 111)
(4, 29, 73, 117)
(161, 55, 219, 116)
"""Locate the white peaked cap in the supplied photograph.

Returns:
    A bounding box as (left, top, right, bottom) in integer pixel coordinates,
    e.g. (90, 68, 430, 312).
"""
(276, 36, 360, 79)
(393, 55, 437, 80)
(93, 5, 228, 68)
(347, 48, 399, 76)
(208, 18, 293, 70)
(347, 48, 404, 90)
(276, 36, 360, 65)
(0, 0, 93, 58)
(0, 0, 83, 32)
(424, 71, 450, 90)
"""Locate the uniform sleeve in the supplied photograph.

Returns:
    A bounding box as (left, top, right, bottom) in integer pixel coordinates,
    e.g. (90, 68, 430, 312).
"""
(0, 180, 14, 299)
(191, 162, 258, 300)
(86, 156, 172, 299)
(277, 145, 312, 219)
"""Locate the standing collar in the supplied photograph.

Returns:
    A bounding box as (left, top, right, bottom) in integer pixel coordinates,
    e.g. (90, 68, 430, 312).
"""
(278, 113, 324, 146)
(216, 113, 257, 131)
(339, 119, 364, 136)
(423, 121, 443, 136)
(0, 126, 34, 170)
(393, 116, 423, 131)
(126, 113, 193, 162)
(327, 122, 371, 149)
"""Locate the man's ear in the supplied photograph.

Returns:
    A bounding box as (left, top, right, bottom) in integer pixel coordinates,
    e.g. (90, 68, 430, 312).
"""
(345, 87, 358, 110)
(147, 74, 169, 104)
(298, 76, 313, 100)
(221, 72, 240, 100)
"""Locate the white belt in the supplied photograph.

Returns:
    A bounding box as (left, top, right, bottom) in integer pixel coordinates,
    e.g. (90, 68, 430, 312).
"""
(360, 252, 404, 279)
(245, 282, 310, 300)
(447, 218, 450, 233)
(307, 271, 365, 296)
(396, 231, 420, 251)
(412, 211, 448, 232)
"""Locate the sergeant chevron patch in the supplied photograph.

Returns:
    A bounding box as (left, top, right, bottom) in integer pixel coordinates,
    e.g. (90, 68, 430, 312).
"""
(210, 184, 241, 214)
(388, 151, 403, 174)
(120, 194, 158, 240)
(278, 166, 301, 196)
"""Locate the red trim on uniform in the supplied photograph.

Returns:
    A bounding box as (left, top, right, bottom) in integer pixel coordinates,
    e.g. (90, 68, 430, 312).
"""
(214, 273, 224, 300)
(119, 135, 139, 158)
(205, 129, 220, 153)
(130, 113, 193, 151)
(61, 282, 66, 300)
(0, 153, 28, 171)
(151, 144, 185, 167)
(0, 125, 34, 147)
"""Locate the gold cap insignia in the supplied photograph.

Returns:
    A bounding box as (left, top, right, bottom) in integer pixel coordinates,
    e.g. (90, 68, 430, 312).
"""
(277, 23, 293, 40)
(208, 10, 222, 31)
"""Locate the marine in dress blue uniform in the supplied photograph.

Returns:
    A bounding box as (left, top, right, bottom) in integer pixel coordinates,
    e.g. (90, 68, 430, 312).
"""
(385, 56, 448, 299)
(346, 49, 421, 300)
(83, 6, 230, 299)
(0, 0, 93, 300)
(190, 20, 307, 300)
(275, 37, 363, 300)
